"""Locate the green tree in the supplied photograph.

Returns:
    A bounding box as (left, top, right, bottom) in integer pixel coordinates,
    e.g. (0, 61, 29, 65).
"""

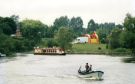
(116, 24, 123, 29)
(97, 22, 116, 44)
(87, 19, 97, 33)
(20, 19, 46, 45)
(124, 13, 135, 32)
(122, 14, 135, 55)
(45, 26, 55, 38)
(0, 34, 16, 55)
(10, 15, 19, 24)
(0, 23, 12, 35)
(53, 16, 69, 31)
(98, 23, 115, 35)
(55, 27, 74, 50)
(45, 38, 58, 47)
(108, 28, 122, 49)
(0, 17, 17, 35)
(69, 17, 84, 36)
(96, 28, 107, 43)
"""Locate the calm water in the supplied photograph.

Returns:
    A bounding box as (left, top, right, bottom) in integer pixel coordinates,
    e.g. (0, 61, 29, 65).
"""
(0, 54, 135, 84)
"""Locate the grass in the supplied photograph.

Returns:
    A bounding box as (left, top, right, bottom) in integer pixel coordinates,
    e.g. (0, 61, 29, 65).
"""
(38, 39, 131, 55)
(70, 43, 131, 55)
(71, 43, 108, 54)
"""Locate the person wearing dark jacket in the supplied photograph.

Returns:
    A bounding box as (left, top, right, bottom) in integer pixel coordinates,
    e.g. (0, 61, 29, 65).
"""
(89, 65, 92, 71)
(85, 63, 89, 72)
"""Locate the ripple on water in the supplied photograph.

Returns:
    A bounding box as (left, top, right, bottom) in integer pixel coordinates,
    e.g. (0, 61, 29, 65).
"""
(0, 54, 135, 84)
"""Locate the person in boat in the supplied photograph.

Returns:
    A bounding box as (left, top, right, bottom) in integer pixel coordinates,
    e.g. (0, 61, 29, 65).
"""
(85, 63, 89, 72)
(89, 65, 92, 71)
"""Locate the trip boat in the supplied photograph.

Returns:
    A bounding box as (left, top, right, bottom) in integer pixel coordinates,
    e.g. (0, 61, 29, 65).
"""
(34, 47, 66, 55)
(78, 66, 104, 79)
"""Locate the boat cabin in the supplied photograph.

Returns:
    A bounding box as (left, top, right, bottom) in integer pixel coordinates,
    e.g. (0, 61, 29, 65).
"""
(34, 47, 66, 55)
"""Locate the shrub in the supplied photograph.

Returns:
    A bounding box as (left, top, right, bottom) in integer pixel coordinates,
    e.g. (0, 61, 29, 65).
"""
(113, 48, 127, 52)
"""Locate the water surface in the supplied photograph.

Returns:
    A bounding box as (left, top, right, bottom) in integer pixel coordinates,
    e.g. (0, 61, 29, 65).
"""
(0, 54, 135, 84)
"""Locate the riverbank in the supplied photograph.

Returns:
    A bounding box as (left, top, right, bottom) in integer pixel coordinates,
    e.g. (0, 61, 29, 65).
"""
(70, 43, 131, 56)
(4, 44, 131, 57)
(122, 57, 135, 63)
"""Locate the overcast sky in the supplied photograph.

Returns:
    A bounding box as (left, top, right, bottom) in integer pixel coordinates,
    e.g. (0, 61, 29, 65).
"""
(0, 0, 135, 27)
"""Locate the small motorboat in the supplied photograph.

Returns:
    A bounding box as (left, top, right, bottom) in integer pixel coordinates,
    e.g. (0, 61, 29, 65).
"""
(78, 66, 104, 79)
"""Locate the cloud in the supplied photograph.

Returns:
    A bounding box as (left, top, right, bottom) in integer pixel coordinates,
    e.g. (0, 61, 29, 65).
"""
(0, 0, 134, 27)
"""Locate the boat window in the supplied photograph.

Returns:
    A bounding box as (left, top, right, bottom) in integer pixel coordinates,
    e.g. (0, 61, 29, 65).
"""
(43, 50, 46, 52)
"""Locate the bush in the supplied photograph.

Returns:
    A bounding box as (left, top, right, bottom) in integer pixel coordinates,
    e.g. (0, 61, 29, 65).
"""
(113, 48, 127, 52)
(98, 47, 102, 50)
(40, 38, 58, 47)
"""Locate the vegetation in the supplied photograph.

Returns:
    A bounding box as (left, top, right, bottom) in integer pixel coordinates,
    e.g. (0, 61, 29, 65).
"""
(0, 13, 135, 57)
(108, 28, 122, 49)
(69, 17, 84, 36)
(40, 38, 58, 48)
(0, 33, 31, 56)
(0, 16, 17, 35)
(87, 19, 97, 33)
(20, 19, 47, 46)
(71, 43, 131, 55)
(55, 27, 74, 50)
(122, 14, 135, 55)
(71, 43, 107, 54)
(108, 14, 135, 56)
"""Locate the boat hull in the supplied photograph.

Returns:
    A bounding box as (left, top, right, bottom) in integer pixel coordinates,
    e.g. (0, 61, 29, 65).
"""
(34, 53, 66, 55)
(78, 71, 104, 79)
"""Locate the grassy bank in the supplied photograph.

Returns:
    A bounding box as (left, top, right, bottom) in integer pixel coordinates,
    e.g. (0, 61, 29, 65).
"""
(70, 43, 131, 55)
(38, 39, 131, 55)
(71, 43, 108, 54)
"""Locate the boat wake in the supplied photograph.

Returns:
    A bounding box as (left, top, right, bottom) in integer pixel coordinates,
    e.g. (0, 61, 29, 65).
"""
(22, 74, 78, 79)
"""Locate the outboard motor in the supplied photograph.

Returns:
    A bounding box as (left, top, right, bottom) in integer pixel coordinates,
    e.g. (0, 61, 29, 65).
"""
(78, 66, 81, 73)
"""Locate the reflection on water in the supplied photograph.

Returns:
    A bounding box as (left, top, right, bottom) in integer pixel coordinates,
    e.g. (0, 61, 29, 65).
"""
(122, 57, 135, 63)
(0, 54, 135, 84)
(0, 57, 16, 63)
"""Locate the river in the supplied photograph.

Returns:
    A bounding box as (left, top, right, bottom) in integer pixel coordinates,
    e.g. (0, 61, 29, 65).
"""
(0, 54, 135, 84)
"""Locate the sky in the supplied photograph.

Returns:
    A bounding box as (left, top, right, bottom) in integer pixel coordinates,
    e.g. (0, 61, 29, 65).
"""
(0, 0, 135, 27)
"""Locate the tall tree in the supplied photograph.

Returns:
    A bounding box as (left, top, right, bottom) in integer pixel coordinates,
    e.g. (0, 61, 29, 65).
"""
(0, 17, 17, 35)
(69, 17, 84, 36)
(45, 26, 55, 38)
(87, 19, 97, 33)
(96, 28, 107, 43)
(10, 15, 20, 30)
(121, 13, 135, 55)
(55, 27, 74, 50)
(108, 28, 122, 49)
(124, 13, 135, 32)
(53, 16, 69, 31)
(20, 19, 46, 45)
(10, 15, 19, 24)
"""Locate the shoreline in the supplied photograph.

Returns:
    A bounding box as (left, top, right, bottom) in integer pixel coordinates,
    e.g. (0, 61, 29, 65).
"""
(4, 51, 131, 57)
(67, 52, 131, 56)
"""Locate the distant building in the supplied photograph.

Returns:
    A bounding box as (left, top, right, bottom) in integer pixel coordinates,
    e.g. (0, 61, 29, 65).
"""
(15, 27, 21, 37)
(11, 23, 21, 37)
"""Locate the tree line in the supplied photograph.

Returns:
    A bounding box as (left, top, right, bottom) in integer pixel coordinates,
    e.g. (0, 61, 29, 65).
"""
(0, 14, 134, 56)
(108, 13, 135, 55)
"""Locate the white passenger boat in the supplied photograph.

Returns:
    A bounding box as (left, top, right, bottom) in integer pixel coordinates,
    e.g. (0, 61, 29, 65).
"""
(34, 47, 66, 55)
